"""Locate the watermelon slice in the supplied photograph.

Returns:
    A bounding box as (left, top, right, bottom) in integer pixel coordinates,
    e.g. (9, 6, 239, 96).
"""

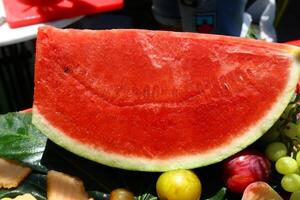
(32, 26, 300, 171)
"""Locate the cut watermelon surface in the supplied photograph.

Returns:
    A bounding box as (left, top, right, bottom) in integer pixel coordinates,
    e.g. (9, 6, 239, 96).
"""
(32, 26, 300, 171)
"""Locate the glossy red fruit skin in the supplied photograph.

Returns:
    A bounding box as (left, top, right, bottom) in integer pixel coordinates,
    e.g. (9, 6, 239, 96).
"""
(222, 150, 271, 194)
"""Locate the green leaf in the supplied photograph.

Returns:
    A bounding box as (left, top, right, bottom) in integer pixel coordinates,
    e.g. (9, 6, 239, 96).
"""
(0, 112, 47, 172)
(0, 174, 47, 200)
(205, 187, 227, 200)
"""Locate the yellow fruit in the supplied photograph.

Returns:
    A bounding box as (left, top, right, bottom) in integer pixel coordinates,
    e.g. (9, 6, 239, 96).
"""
(156, 169, 201, 200)
(109, 188, 134, 200)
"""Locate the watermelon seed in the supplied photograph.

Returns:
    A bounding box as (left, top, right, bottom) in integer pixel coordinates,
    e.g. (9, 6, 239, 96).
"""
(64, 66, 70, 73)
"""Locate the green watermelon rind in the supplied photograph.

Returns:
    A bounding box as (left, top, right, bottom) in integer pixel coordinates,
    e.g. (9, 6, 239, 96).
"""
(32, 48, 300, 171)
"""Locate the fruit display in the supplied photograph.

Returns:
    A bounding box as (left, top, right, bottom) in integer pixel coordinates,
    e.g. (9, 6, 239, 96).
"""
(259, 91, 300, 196)
(32, 26, 299, 171)
(1, 28, 300, 199)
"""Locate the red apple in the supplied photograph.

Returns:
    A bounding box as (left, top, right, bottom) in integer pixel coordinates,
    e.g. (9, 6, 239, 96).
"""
(223, 150, 271, 194)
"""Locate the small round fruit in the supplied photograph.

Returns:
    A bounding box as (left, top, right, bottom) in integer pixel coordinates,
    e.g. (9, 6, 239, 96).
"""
(156, 169, 201, 200)
(275, 156, 298, 175)
(109, 188, 134, 200)
(265, 142, 287, 161)
(281, 174, 300, 192)
(290, 190, 300, 200)
(283, 122, 300, 138)
(223, 150, 271, 194)
(260, 126, 280, 143)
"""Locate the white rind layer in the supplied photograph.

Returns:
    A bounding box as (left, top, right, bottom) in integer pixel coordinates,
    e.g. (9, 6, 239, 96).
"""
(32, 51, 300, 172)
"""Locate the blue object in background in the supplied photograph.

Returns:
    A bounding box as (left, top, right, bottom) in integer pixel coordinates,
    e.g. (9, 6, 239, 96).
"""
(215, 0, 247, 36)
(152, 0, 248, 36)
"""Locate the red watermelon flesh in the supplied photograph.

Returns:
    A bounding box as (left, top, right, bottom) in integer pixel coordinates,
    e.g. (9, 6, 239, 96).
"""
(32, 26, 300, 171)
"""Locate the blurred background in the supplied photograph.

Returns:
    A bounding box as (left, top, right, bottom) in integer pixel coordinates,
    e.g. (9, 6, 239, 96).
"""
(0, 0, 300, 114)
